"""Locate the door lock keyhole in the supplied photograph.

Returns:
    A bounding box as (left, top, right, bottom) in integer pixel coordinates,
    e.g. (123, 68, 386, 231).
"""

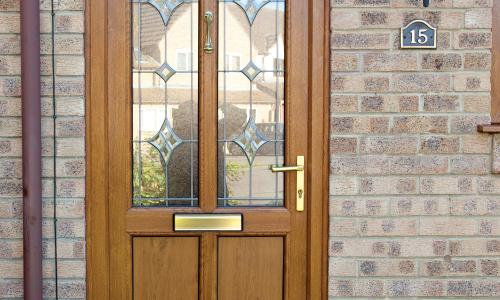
(298, 189, 303, 199)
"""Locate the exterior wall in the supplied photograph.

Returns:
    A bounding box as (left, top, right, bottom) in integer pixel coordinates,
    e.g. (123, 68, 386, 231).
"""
(0, 0, 85, 299)
(1, 0, 500, 298)
(329, 0, 499, 298)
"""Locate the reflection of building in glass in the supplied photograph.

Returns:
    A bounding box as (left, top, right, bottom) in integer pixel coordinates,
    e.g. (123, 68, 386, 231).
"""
(133, 3, 284, 135)
(132, 1, 285, 206)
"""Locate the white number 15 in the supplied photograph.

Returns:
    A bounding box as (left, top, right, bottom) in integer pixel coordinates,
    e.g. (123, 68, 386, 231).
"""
(410, 29, 428, 44)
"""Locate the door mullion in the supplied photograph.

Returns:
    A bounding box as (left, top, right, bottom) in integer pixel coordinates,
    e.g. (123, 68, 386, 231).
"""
(199, 0, 218, 212)
(199, 1, 219, 300)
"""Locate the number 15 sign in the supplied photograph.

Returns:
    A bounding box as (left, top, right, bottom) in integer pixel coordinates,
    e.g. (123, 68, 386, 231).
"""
(401, 20, 437, 49)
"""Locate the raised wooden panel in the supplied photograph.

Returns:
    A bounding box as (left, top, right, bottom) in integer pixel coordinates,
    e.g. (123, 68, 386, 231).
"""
(218, 237, 284, 300)
(133, 237, 199, 300)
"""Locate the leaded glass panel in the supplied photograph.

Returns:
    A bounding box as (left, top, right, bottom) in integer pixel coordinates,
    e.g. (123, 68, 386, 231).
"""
(217, 0, 285, 207)
(132, 0, 199, 207)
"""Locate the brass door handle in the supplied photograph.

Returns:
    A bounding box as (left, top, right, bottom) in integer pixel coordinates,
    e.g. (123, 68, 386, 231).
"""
(270, 156, 305, 212)
(204, 11, 214, 54)
(270, 165, 303, 172)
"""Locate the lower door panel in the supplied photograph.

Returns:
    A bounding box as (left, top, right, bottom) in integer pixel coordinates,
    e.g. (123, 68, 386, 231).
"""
(218, 237, 284, 300)
(132, 236, 285, 300)
(133, 237, 199, 300)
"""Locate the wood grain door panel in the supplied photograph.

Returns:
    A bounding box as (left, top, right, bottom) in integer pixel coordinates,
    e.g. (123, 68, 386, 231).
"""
(218, 237, 284, 300)
(126, 208, 291, 234)
(133, 237, 200, 300)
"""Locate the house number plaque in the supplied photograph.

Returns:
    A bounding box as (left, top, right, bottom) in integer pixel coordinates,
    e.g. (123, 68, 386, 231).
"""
(401, 20, 437, 49)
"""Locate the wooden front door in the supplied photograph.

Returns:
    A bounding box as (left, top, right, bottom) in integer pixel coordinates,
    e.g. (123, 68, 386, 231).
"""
(86, 0, 329, 299)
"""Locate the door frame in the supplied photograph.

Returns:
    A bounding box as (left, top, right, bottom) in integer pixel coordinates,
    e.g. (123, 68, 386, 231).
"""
(85, 0, 330, 298)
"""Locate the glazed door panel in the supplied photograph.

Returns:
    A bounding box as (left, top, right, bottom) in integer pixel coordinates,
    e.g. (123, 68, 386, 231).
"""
(107, 0, 309, 299)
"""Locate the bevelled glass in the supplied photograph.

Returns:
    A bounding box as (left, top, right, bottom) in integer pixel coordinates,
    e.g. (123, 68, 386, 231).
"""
(217, 0, 285, 207)
(132, 0, 199, 207)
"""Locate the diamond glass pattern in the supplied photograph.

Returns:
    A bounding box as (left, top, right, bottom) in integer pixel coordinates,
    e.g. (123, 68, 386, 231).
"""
(234, 117, 269, 164)
(155, 62, 176, 82)
(133, 0, 199, 206)
(148, 120, 183, 167)
(241, 61, 262, 81)
(218, 0, 285, 206)
(147, 0, 186, 25)
(234, 0, 270, 24)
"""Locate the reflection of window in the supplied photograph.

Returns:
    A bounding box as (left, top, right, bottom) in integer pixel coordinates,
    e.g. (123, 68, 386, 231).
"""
(273, 58, 284, 76)
(177, 51, 193, 71)
(225, 54, 241, 70)
(141, 108, 163, 133)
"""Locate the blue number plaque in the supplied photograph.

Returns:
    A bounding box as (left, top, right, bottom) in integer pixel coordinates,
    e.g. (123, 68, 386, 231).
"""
(401, 20, 437, 49)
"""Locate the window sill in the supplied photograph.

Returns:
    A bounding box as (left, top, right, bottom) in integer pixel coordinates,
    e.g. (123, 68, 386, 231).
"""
(478, 124, 500, 133)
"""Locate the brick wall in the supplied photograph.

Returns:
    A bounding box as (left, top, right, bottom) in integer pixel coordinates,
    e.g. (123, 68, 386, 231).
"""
(329, 0, 499, 298)
(1, 0, 499, 298)
(0, 0, 85, 299)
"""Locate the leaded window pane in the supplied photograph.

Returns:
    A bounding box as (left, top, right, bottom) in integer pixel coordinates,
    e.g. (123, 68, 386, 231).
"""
(132, 0, 199, 207)
(217, 0, 285, 207)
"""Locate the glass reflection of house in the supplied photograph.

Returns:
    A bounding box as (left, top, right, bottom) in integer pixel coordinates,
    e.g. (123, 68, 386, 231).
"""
(132, 2, 285, 205)
(133, 3, 284, 135)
